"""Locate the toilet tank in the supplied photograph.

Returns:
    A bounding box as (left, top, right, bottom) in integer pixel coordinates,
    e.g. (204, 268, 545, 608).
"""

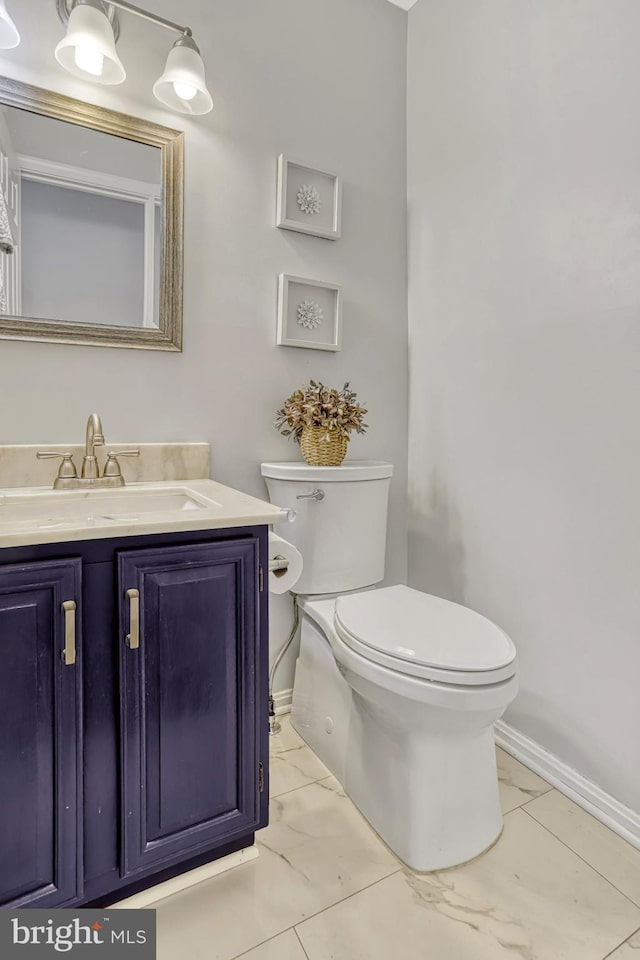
(261, 460, 393, 595)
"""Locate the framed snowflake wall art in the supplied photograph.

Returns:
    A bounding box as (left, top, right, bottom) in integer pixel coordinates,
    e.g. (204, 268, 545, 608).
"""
(276, 155, 342, 240)
(276, 274, 342, 351)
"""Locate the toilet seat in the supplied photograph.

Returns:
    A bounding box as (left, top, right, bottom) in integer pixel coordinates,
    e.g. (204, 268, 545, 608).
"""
(334, 585, 517, 686)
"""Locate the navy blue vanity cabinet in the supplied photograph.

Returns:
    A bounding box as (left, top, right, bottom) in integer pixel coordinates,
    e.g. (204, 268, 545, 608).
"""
(118, 540, 262, 877)
(0, 525, 269, 909)
(0, 560, 82, 908)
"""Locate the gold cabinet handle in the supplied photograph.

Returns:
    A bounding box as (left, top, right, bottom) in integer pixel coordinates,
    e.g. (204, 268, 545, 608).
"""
(126, 588, 140, 649)
(62, 600, 77, 665)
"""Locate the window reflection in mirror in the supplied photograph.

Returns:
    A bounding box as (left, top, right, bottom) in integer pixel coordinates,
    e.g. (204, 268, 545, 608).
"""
(0, 107, 162, 330)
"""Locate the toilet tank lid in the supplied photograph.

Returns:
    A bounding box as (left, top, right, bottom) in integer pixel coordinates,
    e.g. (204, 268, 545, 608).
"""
(261, 460, 393, 482)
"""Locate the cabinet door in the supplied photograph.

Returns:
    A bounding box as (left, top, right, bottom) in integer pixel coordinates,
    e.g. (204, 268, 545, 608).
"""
(0, 559, 82, 907)
(119, 539, 261, 877)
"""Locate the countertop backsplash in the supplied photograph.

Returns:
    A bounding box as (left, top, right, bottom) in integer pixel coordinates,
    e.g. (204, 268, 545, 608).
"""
(0, 442, 210, 488)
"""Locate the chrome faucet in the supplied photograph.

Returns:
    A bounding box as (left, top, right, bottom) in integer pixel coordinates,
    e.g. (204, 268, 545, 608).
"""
(82, 413, 105, 480)
(37, 414, 139, 490)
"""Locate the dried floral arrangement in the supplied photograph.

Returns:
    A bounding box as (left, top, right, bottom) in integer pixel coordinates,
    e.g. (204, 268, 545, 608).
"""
(275, 380, 368, 443)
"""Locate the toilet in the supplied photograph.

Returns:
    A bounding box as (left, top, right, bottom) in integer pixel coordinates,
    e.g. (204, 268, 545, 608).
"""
(261, 460, 518, 872)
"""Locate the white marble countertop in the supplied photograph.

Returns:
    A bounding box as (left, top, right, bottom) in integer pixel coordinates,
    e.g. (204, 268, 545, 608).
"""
(0, 478, 285, 549)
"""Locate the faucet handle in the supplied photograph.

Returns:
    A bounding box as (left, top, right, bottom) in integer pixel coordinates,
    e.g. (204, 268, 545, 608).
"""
(103, 449, 140, 479)
(36, 451, 78, 479)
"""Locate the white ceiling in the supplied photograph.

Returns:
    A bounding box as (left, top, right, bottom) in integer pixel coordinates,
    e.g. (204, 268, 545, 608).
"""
(386, 0, 420, 9)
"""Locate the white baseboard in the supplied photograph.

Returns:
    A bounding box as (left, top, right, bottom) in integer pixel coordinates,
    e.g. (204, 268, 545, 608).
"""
(495, 720, 640, 850)
(273, 688, 292, 715)
(109, 846, 260, 909)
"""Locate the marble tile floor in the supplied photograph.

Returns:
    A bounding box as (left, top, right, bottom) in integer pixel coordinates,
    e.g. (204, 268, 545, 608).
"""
(155, 717, 640, 960)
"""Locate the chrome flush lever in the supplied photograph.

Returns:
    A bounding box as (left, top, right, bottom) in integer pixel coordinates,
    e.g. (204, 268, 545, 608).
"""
(296, 488, 325, 502)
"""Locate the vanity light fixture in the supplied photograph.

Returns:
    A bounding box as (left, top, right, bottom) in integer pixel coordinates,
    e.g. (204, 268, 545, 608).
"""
(55, 0, 125, 84)
(55, 0, 213, 114)
(0, 0, 20, 49)
(153, 35, 213, 115)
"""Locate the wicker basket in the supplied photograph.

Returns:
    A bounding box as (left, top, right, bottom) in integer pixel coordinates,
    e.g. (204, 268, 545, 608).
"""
(300, 426, 348, 466)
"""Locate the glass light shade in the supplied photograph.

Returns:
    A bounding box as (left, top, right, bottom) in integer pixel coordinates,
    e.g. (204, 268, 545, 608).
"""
(0, 0, 20, 49)
(153, 39, 213, 115)
(55, 2, 125, 85)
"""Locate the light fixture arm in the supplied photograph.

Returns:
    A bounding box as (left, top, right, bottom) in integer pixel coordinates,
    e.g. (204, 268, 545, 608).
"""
(59, 0, 195, 42)
(101, 0, 192, 39)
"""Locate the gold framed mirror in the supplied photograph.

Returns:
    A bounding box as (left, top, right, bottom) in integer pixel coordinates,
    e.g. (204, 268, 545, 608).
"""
(0, 75, 183, 350)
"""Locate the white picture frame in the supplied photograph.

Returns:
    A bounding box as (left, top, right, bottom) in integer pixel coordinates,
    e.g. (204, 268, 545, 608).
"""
(276, 274, 342, 352)
(276, 155, 342, 241)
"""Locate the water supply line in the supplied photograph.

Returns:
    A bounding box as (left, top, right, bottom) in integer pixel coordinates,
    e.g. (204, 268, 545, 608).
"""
(268, 593, 299, 736)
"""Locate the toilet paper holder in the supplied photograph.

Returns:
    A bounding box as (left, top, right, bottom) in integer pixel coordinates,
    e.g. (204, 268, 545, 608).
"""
(275, 506, 296, 523)
(267, 510, 298, 576)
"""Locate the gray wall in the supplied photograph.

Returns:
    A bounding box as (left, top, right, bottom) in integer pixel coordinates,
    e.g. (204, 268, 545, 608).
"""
(408, 0, 640, 809)
(0, 0, 409, 695)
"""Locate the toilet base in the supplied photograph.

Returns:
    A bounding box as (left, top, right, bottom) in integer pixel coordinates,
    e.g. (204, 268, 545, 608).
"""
(343, 687, 504, 871)
(290, 614, 351, 785)
(291, 607, 512, 872)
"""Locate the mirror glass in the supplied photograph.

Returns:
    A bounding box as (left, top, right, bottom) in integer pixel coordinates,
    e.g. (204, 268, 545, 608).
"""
(0, 77, 183, 351)
(1, 108, 161, 329)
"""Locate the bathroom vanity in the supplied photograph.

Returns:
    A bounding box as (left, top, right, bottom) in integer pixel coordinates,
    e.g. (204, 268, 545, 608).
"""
(0, 467, 283, 908)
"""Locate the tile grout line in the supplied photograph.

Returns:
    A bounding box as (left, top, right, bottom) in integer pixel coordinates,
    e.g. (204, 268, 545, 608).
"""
(269, 773, 333, 802)
(601, 925, 640, 960)
(519, 805, 640, 913)
(230, 929, 286, 960)
(511, 785, 557, 810)
(227, 868, 403, 960)
(293, 866, 404, 935)
(294, 926, 311, 959)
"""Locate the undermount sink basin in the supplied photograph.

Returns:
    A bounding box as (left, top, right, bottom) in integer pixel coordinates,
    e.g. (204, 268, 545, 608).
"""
(0, 486, 214, 529)
(0, 476, 284, 548)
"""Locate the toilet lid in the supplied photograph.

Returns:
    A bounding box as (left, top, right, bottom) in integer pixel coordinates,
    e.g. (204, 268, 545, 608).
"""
(334, 585, 516, 679)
